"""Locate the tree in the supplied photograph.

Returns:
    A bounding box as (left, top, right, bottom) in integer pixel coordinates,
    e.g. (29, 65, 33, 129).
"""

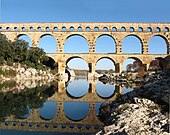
(0, 33, 50, 69)
(126, 64, 135, 72)
(12, 39, 29, 63)
(149, 59, 160, 71)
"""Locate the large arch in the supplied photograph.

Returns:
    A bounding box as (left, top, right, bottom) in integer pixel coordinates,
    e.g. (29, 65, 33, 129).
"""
(38, 34, 57, 53)
(148, 35, 168, 54)
(17, 34, 32, 47)
(95, 34, 116, 53)
(66, 56, 89, 71)
(64, 35, 89, 53)
(122, 57, 144, 72)
(96, 57, 116, 74)
(42, 56, 56, 70)
(122, 35, 142, 54)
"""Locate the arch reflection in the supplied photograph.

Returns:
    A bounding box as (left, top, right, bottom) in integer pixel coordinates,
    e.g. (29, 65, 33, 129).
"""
(96, 81, 115, 99)
(14, 107, 32, 119)
(64, 102, 89, 121)
(66, 79, 89, 98)
(39, 101, 57, 120)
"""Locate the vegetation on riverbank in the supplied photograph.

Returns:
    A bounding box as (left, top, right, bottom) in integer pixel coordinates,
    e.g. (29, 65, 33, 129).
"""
(0, 81, 57, 122)
(0, 34, 56, 72)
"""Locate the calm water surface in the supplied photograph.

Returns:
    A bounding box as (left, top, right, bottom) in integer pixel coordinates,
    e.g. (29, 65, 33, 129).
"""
(0, 76, 135, 135)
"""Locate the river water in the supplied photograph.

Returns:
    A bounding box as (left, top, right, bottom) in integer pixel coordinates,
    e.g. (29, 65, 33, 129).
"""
(0, 76, 136, 135)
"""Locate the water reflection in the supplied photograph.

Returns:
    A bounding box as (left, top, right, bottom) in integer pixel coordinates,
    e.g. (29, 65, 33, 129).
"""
(66, 79, 89, 98)
(95, 102, 102, 115)
(96, 81, 115, 98)
(39, 101, 57, 120)
(64, 102, 89, 121)
(0, 77, 140, 134)
(14, 107, 32, 119)
(122, 87, 133, 94)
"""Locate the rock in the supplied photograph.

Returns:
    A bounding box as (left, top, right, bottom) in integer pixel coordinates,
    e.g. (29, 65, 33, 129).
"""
(24, 70, 31, 78)
(97, 71, 170, 135)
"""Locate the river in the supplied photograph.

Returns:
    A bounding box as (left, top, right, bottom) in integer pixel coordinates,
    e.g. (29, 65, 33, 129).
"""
(0, 76, 138, 135)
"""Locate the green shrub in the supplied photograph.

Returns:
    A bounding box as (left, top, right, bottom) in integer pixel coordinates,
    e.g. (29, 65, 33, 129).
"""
(0, 68, 16, 77)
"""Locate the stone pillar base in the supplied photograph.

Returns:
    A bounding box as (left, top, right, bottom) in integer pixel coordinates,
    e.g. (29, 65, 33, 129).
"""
(87, 72, 100, 80)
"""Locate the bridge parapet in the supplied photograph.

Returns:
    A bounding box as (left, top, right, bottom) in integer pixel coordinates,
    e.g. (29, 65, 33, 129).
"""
(1, 22, 170, 32)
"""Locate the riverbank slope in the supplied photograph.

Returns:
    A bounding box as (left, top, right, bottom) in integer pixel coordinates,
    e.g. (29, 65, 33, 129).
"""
(97, 71, 170, 134)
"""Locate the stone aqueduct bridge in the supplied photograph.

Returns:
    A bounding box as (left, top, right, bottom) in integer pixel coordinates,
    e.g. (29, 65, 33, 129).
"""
(0, 22, 170, 75)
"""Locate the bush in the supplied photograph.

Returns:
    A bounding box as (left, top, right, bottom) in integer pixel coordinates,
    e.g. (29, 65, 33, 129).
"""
(7, 58, 14, 66)
(0, 68, 16, 77)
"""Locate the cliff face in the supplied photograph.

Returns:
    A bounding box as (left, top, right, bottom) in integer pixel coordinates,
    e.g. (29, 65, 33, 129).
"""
(97, 71, 170, 135)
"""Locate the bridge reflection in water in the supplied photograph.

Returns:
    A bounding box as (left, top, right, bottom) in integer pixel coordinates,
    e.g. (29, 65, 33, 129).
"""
(0, 78, 131, 134)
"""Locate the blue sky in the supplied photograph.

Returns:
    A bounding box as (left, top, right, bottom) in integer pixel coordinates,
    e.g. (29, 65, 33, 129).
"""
(1, 0, 170, 23)
(1, 0, 170, 70)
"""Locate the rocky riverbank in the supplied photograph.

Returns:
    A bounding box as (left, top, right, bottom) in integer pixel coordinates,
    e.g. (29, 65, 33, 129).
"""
(99, 72, 144, 84)
(97, 71, 170, 135)
(0, 65, 59, 81)
(0, 65, 59, 93)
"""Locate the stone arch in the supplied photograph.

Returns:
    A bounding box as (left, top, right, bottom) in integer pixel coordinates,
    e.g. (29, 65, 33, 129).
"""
(21, 27, 26, 31)
(64, 34, 89, 53)
(121, 27, 126, 32)
(147, 27, 152, 32)
(155, 27, 161, 32)
(127, 57, 143, 63)
(122, 34, 143, 54)
(122, 57, 144, 72)
(95, 34, 116, 53)
(6, 27, 10, 31)
(14, 27, 18, 31)
(112, 27, 117, 32)
(94, 27, 99, 31)
(130, 27, 135, 32)
(96, 57, 116, 73)
(85, 26, 91, 31)
(103, 27, 109, 32)
(164, 27, 169, 32)
(138, 27, 143, 32)
(16, 34, 32, 47)
(66, 56, 89, 71)
(77, 26, 83, 31)
(43, 56, 56, 70)
(38, 34, 57, 53)
(96, 57, 116, 65)
(69, 26, 75, 31)
(148, 35, 168, 54)
(37, 27, 42, 31)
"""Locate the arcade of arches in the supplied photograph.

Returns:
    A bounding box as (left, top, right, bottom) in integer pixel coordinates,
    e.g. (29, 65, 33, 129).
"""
(1, 22, 170, 76)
